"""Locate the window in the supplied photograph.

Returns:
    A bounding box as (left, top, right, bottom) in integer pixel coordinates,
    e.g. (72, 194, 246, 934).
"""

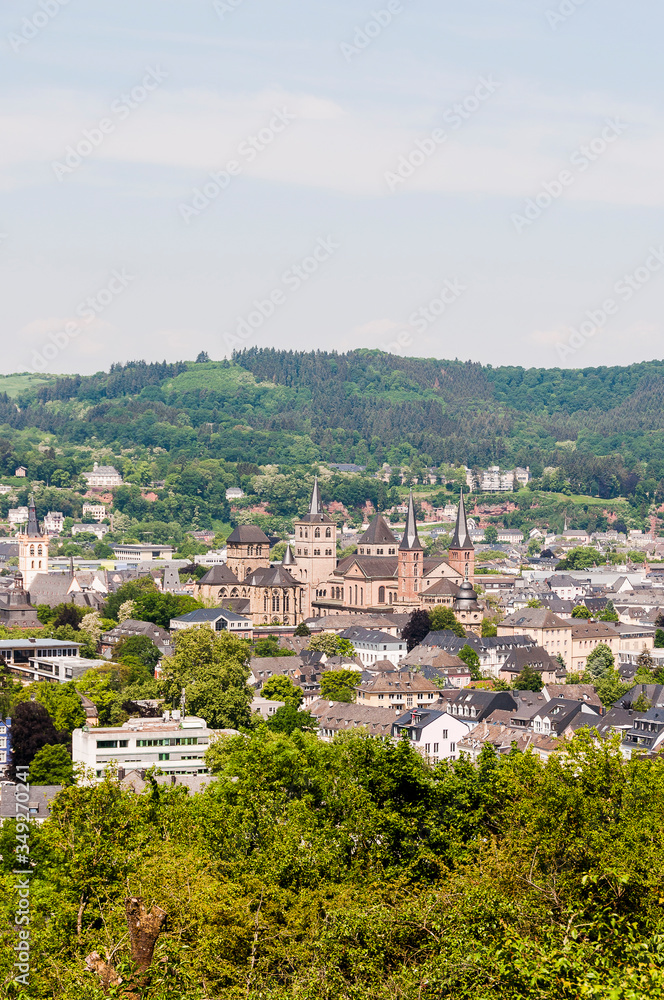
(450, 743, 456, 752)
(425, 743, 430, 753)
(97, 740, 118, 749)
(433, 743, 439, 753)
(158, 753, 170, 761)
(442, 730, 448, 740)
(378, 586, 385, 603)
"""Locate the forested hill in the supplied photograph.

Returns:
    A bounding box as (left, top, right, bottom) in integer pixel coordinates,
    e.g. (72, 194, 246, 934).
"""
(4, 351, 664, 477)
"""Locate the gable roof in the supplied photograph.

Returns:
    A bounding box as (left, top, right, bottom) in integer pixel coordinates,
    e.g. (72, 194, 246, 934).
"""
(358, 514, 398, 547)
(226, 525, 271, 545)
(500, 609, 570, 630)
(198, 564, 240, 586)
(173, 607, 251, 624)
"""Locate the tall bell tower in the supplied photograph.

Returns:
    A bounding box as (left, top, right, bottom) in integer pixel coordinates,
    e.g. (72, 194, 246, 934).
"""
(448, 491, 474, 583)
(18, 496, 49, 590)
(292, 478, 337, 616)
(396, 491, 424, 608)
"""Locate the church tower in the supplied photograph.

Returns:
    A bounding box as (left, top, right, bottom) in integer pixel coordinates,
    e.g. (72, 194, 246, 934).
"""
(396, 491, 423, 607)
(18, 496, 49, 590)
(448, 491, 474, 583)
(292, 478, 337, 616)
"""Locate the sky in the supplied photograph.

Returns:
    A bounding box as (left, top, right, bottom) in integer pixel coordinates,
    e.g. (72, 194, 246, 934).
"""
(1, 0, 663, 375)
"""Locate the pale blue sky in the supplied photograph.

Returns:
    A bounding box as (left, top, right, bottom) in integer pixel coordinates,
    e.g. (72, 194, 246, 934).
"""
(1, 0, 663, 373)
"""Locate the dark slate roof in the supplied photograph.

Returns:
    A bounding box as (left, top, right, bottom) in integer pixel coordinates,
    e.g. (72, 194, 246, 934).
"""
(248, 566, 300, 587)
(358, 515, 398, 547)
(502, 645, 559, 674)
(399, 492, 423, 551)
(25, 496, 41, 538)
(226, 525, 271, 545)
(199, 564, 240, 586)
(420, 577, 459, 597)
(0, 784, 61, 820)
(450, 492, 473, 551)
(392, 706, 449, 735)
(500, 609, 570, 629)
(339, 627, 402, 644)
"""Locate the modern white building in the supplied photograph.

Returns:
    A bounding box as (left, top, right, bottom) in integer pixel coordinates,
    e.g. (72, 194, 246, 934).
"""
(0, 638, 83, 684)
(8, 507, 29, 530)
(112, 542, 174, 562)
(72, 522, 110, 539)
(338, 626, 407, 667)
(73, 713, 213, 781)
(392, 707, 470, 764)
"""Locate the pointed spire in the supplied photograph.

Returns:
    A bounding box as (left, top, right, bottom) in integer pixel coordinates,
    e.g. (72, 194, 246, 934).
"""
(309, 476, 322, 516)
(282, 543, 296, 567)
(26, 495, 40, 537)
(399, 491, 423, 551)
(450, 491, 473, 550)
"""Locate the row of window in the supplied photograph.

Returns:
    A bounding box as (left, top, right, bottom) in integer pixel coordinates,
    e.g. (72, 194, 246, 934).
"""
(136, 737, 198, 747)
(298, 527, 333, 539)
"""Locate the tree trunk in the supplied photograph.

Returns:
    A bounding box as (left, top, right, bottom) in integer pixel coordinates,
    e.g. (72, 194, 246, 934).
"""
(125, 896, 167, 973)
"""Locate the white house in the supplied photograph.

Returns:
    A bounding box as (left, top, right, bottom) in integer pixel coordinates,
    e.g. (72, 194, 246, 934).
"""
(112, 543, 174, 562)
(43, 511, 64, 535)
(82, 503, 108, 522)
(170, 607, 254, 639)
(72, 523, 110, 540)
(392, 707, 470, 764)
(8, 508, 29, 530)
(338, 626, 407, 667)
(83, 463, 123, 488)
(73, 712, 213, 781)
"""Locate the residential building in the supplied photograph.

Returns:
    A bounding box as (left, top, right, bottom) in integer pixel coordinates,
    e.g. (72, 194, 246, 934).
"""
(566, 620, 621, 674)
(83, 463, 123, 488)
(43, 511, 65, 535)
(548, 575, 591, 601)
(170, 607, 254, 639)
(225, 487, 245, 500)
(338, 626, 407, 667)
(542, 684, 603, 712)
(73, 712, 213, 781)
(309, 700, 397, 739)
(0, 784, 62, 824)
(251, 697, 286, 720)
(356, 672, 441, 712)
(441, 688, 519, 726)
(8, 507, 29, 530)
(498, 609, 572, 666)
(421, 632, 536, 679)
(525, 698, 601, 736)
(623, 707, 664, 755)
(457, 722, 561, 762)
(14, 466, 27, 477)
(392, 706, 470, 763)
(72, 522, 110, 540)
(82, 503, 108, 522)
(100, 619, 174, 658)
(498, 646, 562, 686)
(496, 528, 524, 544)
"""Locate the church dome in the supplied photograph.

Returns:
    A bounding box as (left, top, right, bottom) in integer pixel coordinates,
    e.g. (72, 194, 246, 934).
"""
(454, 580, 480, 610)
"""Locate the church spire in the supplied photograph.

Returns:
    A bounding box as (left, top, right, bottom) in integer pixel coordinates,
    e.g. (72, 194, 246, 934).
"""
(26, 495, 41, 538)
(282, 543, 296, 567)
(451, 491, 473, 551)
(309, 477, 322, 516)
(399, 491, 423, 551)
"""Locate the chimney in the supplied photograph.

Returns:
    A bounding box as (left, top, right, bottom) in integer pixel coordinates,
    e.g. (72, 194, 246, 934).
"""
(118, 767, 125, 781)
(170, 775, 176, 786)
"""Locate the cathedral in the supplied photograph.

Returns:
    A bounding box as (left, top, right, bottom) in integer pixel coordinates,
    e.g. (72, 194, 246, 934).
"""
(196, 481, 480, 628)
